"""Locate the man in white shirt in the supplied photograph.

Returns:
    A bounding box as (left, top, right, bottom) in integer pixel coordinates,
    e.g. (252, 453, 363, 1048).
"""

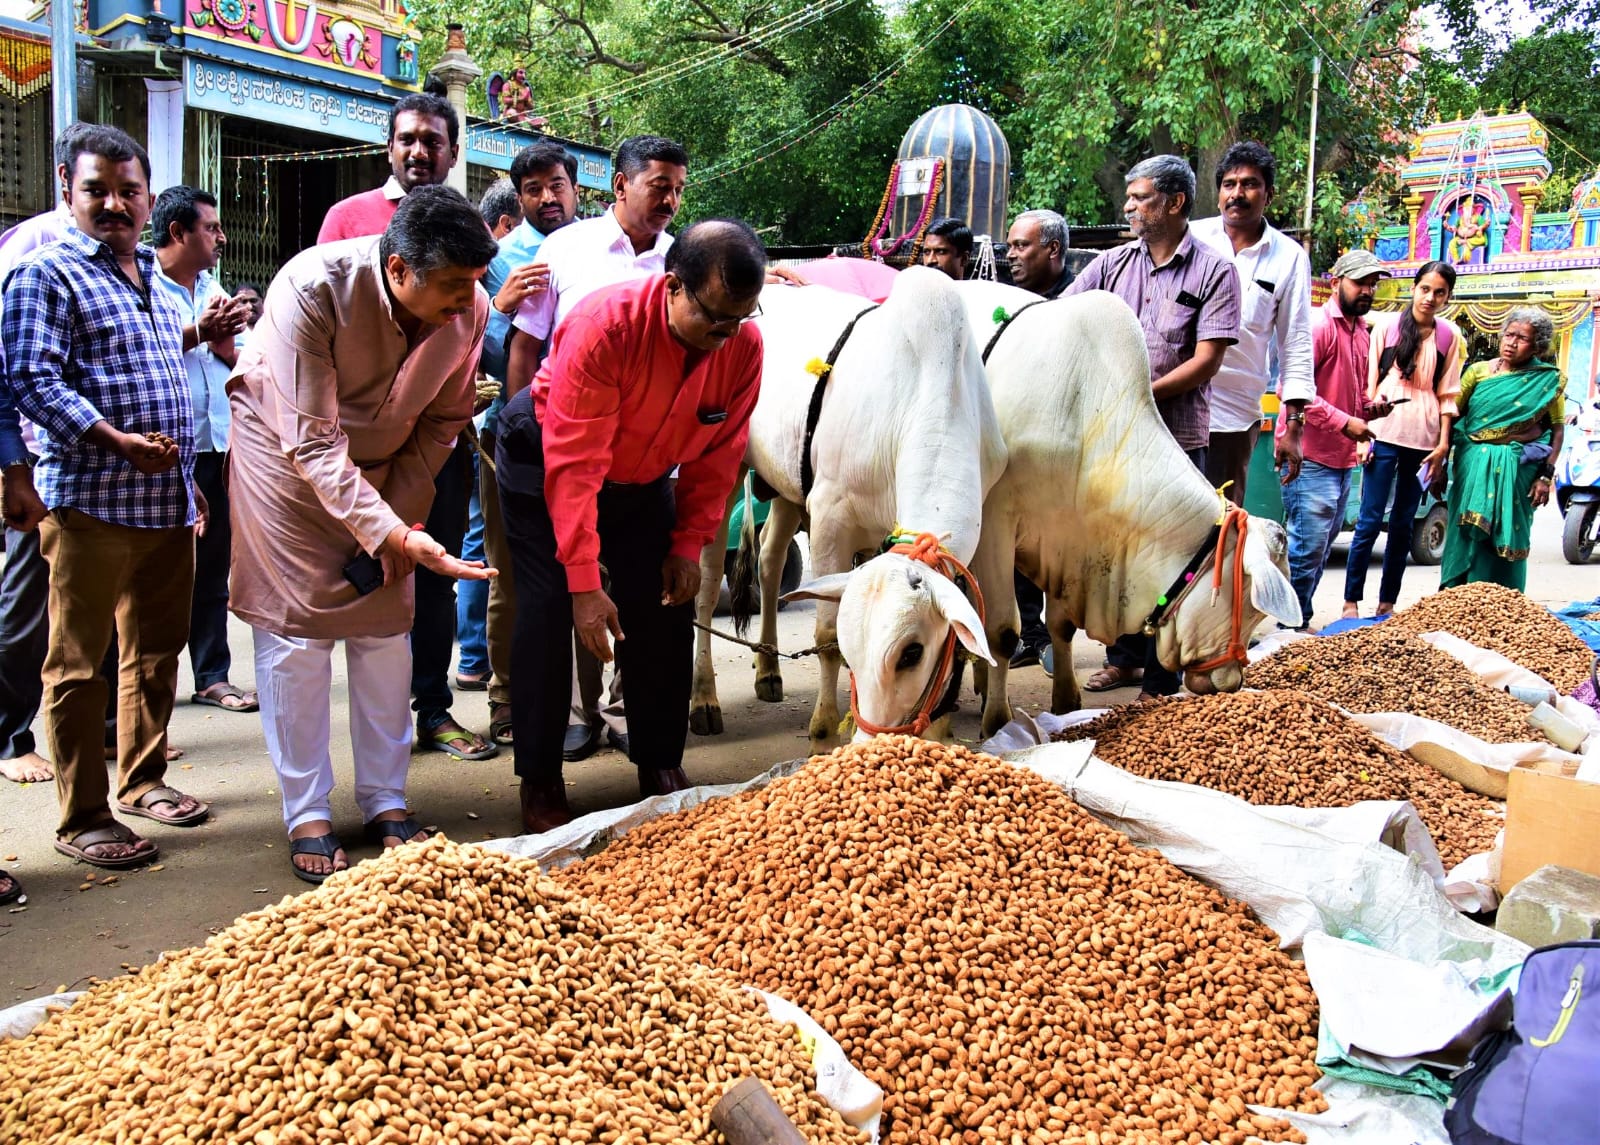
(1191, 141, 1314, 504)
(505, 135, 687, 397)
(503, 134, 690, 763)
(152, 186, 253, 712)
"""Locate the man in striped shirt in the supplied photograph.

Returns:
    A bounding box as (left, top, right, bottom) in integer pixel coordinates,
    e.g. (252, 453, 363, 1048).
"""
(0, 124, 210, 870)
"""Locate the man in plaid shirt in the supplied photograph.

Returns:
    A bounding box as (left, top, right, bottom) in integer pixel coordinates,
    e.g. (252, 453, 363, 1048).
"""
(0, 124, 211, 869)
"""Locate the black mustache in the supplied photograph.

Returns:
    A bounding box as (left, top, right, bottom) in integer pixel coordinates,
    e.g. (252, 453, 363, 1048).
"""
(1226, 199, 1250, 209)
(95, 212, 135, 227)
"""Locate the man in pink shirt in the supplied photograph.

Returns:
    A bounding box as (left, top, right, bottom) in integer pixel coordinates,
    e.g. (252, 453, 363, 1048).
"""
(1276, 249, 1393, 627)
(317, 94, 458, 243)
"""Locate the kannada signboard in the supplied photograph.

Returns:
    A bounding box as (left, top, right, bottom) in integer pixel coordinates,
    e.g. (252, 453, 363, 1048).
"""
(184, 57, 613, 189)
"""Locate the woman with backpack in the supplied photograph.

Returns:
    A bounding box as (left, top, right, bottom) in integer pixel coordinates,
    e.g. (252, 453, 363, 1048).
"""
(1342, 260, 1465, 619)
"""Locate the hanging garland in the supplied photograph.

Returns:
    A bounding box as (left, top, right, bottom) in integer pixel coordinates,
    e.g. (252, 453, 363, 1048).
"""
(0, 32, 51, 101)
(861, 158, 945, 260)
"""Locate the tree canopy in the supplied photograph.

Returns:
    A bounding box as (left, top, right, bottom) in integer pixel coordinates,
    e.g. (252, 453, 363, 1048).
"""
(404, 0, 1598, 261)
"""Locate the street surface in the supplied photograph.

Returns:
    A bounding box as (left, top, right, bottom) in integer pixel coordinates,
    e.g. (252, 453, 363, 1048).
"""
(0, 509, 1594, 1002)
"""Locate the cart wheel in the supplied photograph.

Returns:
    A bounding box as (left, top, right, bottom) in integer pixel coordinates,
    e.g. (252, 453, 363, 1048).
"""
(1412, 502, 1448, 565)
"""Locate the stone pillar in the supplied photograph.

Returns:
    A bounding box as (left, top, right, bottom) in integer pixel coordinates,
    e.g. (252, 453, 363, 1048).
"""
(1517, 185, 1543, 253)
(430, 24, 481, 196)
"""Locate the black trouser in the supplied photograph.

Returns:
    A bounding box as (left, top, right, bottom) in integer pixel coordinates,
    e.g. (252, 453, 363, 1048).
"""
(496, 416, 691, 781)
(0, 525, 117, 757)
(1107, 445, 1209, 696)
(411, 438, 475, 729)
(1014, 571, 1049, 650)
(188, 451, 233, 692)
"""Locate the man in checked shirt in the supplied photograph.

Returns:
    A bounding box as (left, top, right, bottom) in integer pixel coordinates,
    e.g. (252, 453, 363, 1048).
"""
(1, 124, 211, 870)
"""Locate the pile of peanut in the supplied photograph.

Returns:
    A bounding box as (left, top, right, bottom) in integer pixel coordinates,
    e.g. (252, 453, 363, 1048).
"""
(1383, 582, 1594, 693)
(1055, 689, 1503, 867)
(1246, 627, 1548, 745)
(559, 737, 1326, 1145)
(0, 838, 863, 1145)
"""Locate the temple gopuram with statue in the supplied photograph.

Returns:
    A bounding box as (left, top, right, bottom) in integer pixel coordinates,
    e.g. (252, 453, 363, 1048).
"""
(1353, 111, 1600, 410)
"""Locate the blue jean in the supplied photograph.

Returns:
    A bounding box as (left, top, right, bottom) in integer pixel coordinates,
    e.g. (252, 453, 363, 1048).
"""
(456, 459, 490, 679)
(1343, 440, 1429, 606)
(1280, 460, 1352, 628)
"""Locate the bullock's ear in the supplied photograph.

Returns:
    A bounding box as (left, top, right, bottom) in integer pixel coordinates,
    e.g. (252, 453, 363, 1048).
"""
(783, 571, 852, 604)
(926, 572, 996, 665)
(1242, 522, 1302, 629)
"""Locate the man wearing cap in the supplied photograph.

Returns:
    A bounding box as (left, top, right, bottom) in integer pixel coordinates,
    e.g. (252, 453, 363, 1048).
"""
(1277, 248, 1394, 628)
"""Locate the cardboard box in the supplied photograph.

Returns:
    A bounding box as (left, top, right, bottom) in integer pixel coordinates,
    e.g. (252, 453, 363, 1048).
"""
(1501, 758, 1600, 892)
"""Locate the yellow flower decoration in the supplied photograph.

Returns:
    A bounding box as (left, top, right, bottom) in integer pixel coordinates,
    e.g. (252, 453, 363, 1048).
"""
(805, 357, 832, 377)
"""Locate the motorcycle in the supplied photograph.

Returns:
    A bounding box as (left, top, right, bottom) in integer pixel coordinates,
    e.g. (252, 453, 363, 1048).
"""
(1555, 400, 1600, 564)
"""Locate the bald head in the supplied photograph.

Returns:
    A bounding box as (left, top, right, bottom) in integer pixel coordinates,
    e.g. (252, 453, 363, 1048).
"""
(665, 218, 768, 297)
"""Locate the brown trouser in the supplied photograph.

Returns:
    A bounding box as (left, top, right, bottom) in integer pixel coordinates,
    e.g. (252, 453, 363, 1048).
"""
(1205, 424, 1261, 507)
(38, 509, 194, 839)
(479, 427, 516, 709)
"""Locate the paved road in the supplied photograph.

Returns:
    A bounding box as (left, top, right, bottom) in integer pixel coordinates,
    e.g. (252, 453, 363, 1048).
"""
(0, 509, 1594, 1003)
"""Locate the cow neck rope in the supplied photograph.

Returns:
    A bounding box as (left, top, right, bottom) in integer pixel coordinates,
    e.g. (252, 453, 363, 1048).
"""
(800, 304, 879, 499)
(981, 300, 1047, 363)
(1139, 504, 1252, 675)
(851, 531, 987, 737)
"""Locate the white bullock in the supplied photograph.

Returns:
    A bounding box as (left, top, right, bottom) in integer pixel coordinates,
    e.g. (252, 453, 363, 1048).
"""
(689, 267, 1006, 749)
(953, 282, 1302, 735)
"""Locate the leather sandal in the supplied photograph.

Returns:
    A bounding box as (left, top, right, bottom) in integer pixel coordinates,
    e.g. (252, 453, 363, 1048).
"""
(289, 833, 346, 885)
(116, 785, 209, 826)
(54, 822, 158, 869)
(1083, 665, 1142, 692)
(364, 816, 433, 847)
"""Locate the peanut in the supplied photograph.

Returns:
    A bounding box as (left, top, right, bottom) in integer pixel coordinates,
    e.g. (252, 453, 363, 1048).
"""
(1055, 689, 1503, 868)
(0, 838, 864, 1145)
(557, 736, 1327, 1145)
(1246, 626, 1551, 745)
(1382, 582, 1593, 693)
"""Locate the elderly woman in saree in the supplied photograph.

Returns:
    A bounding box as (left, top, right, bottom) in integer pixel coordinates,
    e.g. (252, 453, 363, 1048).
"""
(1435, 307, 1565, 590)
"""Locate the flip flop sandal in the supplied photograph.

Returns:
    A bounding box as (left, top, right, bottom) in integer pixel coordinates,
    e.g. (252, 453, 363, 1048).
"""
(423, 725, 499, 761)
(192, 684, 260, 712)
(489, 704, 514, 746)
(289, 833, 346, 885)
(364, 816, 434, 847)
(0, 871, 24, 906)
(1083, 666, 1142, 693)
(54, 822, 159, 869)
(116, 784, 211, 827)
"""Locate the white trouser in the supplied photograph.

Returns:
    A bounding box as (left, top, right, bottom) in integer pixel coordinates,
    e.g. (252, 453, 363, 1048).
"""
(252, 628, 413, 832)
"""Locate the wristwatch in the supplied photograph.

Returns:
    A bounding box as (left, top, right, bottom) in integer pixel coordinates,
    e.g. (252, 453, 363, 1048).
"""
(1284, 413, 1306, 424)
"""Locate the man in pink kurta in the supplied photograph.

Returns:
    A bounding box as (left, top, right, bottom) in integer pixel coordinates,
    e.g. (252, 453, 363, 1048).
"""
(227, 186, 499, 883)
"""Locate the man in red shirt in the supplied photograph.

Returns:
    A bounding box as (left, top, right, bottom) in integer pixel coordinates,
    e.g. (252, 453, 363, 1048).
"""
(1276, 248, 1393, 628)
(496, 220, 766, 832)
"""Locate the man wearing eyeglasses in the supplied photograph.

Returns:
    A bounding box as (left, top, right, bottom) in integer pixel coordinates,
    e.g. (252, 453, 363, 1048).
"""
(504, 134, 690, 765)
(496, 219, 765, 833)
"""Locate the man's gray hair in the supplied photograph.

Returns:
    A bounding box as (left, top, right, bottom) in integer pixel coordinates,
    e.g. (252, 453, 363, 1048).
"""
(1126, 155, 1198, 216)
(1015, 208, 1069, 252)
(1503, 306, 1555, 359)
(478, 179, 518, 229)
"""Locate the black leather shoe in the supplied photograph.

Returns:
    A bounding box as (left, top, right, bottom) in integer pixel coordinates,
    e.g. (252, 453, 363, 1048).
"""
(605, 728, 630, 759)
(562, 724, 601, 762)
(639, 766, 692, 798)
(1009, 642, 1041, 669)
(520, 777, 572, 834)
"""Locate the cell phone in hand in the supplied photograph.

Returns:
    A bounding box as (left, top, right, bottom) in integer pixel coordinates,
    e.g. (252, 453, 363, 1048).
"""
(342, 552, 385, 596)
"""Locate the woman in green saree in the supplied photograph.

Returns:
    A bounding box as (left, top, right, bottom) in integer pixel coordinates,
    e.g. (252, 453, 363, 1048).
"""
(1436, 308, 1566, 590)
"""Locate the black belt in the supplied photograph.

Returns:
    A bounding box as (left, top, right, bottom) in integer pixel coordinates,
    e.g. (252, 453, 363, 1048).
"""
(800, 304, 879, 499)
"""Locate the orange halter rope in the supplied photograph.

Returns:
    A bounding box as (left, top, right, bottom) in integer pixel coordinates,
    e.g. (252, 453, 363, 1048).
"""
(1180, 506, 1251, 675)
(850, 532, 987, 737)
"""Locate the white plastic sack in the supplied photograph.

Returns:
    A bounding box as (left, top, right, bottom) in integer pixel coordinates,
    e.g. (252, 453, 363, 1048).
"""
(1266, 1078, 1451, 1145)
(1302, 932, 1513, 1068)
(1419, 630, 1600, 753)
(755, 990, 883, 1141)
